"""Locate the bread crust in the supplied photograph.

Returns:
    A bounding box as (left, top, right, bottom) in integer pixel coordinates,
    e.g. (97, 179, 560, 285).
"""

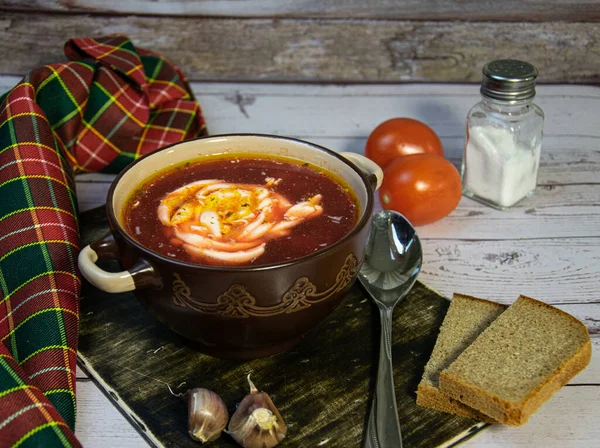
(451, 293, 506, 311)
(439, 296, 592, 426)
(416, 383, 496, 422)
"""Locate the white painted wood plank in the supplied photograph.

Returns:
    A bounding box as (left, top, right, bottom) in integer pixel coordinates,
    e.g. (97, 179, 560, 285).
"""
(418, 186, 600, 239)
(420, 238, 600, 305)
(194, 86, 600, 140)
(182, 83, 600, 98)
(564, 338, 600, 385)
(76, 381, 148, 448)
(2, 79, 599, 139)
(77, 365, 88, 380)
(463, 386, 600, 447)
(76, 178, 114, 213)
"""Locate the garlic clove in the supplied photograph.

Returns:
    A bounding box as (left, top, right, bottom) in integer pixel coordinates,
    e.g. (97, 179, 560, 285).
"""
(227, 375, 287, 448)
(186, 388, 229, 443)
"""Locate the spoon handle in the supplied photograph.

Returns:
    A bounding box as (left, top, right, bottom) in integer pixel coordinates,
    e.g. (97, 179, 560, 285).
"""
(364, 305, 403, 448)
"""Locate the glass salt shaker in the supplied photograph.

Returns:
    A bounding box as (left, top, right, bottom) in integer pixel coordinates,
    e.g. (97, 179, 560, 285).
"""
(461, 60, 544, 210)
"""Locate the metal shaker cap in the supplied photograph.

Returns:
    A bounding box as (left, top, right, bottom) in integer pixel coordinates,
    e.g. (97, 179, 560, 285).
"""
(480, 59, 538, 102)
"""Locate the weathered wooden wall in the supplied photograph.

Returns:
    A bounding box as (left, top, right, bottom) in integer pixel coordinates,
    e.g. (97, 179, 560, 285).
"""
(2, 1, 600, 21)
(0, 1, 598, 83)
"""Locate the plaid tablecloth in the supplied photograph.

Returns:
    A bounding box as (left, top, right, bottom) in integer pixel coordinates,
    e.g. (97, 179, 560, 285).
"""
(0, 35, 206, 446)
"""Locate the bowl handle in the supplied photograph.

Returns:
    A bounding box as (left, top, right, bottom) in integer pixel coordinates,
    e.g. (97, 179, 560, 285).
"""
(339, 152, 383, 190)
(78, 232, 162, 293)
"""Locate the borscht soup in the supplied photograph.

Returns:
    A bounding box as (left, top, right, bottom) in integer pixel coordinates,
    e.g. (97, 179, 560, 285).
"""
(123, 154, 359, 266)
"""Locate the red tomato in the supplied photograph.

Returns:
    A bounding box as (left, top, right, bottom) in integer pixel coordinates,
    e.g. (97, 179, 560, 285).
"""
(365, 118, 444, 168)
(379, 154, 462, 226)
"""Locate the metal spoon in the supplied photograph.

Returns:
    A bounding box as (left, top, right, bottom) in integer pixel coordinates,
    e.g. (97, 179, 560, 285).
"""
(359, 210, 423, 448)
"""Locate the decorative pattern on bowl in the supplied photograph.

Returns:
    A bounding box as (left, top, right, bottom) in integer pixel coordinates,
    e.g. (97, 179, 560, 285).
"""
(172, 254, 358, 318)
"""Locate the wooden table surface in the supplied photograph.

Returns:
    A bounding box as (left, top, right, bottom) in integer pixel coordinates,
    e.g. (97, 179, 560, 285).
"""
(2, 78, 598, 447)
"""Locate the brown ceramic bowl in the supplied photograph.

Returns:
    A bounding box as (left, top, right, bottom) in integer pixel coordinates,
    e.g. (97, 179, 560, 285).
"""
(78, 134, 382, 359)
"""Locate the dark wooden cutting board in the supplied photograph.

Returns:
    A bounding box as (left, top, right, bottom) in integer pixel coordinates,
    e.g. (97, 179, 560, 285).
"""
(78, 206, 487, 447)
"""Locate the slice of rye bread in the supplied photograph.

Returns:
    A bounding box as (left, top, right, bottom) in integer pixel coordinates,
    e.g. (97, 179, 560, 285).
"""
(416, 293, 505, 421)
(439, 295, 592, 426)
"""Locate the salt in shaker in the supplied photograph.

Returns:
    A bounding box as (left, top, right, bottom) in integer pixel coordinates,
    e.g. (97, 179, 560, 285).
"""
(462, 60, 544, 209)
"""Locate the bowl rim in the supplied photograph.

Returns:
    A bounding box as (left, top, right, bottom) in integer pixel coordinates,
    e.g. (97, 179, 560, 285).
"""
(106, 133, 374, 272)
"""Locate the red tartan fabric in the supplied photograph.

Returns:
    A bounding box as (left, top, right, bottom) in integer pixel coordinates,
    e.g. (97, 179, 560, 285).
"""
(0, 35, 206, 446)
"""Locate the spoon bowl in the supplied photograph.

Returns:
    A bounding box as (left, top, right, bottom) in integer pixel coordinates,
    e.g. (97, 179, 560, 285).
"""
(359, 210, 423, 448)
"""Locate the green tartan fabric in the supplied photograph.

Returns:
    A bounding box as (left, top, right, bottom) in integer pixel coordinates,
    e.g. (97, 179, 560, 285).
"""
(0, 35, 206, 446)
